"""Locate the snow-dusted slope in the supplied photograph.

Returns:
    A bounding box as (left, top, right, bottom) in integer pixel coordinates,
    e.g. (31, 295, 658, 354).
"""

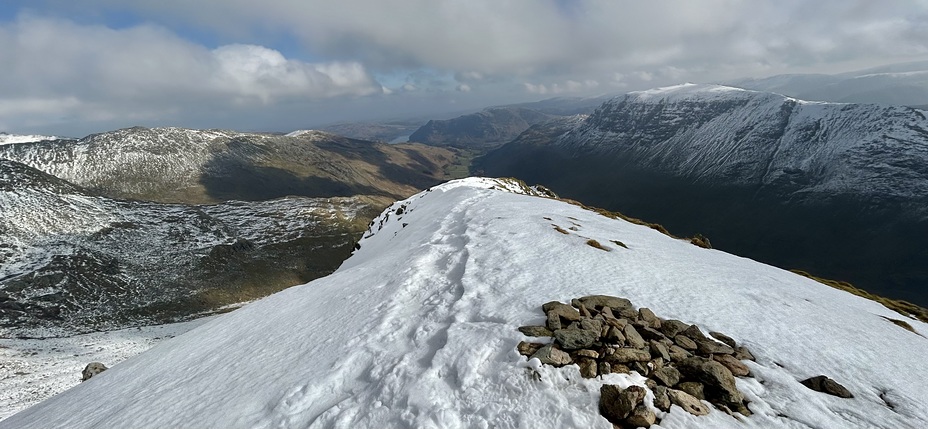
(559, 83, 928, 199)
(3, 178, 926, 428)
(0, 159, 375, 336)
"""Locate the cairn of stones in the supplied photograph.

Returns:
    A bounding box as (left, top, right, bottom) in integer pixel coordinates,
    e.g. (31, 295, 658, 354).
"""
(517, 295, 755, 428)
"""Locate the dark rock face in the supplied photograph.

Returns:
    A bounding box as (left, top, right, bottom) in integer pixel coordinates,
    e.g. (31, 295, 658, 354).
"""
(801, 375, 854, 398)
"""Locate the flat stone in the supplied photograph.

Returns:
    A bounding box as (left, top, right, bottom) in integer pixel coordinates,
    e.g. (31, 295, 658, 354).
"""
(653, 386, 671, 412)
(660, 319, 690, 338)
(713, 354, 750, 377)
(600, 384, 646, 423)
(668, 389, 710, 416)
(800, 375, 854, 398)
(652, 366, 681, 387)
(650, 341, 671, 362)
(626, 404, 657, 427)
(697, 339, 735, 356)
(606, 347, 652, 364)
(518, 325, 553, 337)
(674, 335, 698, 350)
(577, 295, 637, 319)
(709, 331, 737, 348)
(624, 324, 647, 349)
(668, 344, 692, 362)
(678, 357, 744, 406)
(682, 324, 709, 342)
(554, 328, 599, 350)
(638, 307, 662, 329)
(638, 326, 667, 341)
(605, 326, 626, 344)
(530, 344, 572, 366)
(517, 341, 545, 357)
(678, 381, 706, 400)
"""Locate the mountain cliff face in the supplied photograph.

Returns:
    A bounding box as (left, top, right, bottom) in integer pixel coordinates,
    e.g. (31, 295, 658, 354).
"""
(0, 127, 457, 204)
(1, 159, 383, 337)
(3, 178, 926, 429)
(408, 107, 555, 149)
(477, 84, 928, 305)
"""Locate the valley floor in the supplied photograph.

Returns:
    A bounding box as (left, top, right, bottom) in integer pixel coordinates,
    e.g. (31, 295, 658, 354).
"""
(0, 317, 213, 420)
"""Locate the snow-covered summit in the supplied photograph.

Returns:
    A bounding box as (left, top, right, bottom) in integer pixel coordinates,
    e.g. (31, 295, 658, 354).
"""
(3, 178, 926, 428)
(0, 133, 60, 145)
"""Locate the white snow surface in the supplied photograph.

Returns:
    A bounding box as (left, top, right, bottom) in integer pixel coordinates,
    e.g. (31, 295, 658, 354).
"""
(3, 177, 926, 428)
(0, 317, 214, 420)
(0, 134, 59, 145)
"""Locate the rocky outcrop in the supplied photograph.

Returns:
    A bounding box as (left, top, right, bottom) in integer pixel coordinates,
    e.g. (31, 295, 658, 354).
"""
(518, 295, 757, 427)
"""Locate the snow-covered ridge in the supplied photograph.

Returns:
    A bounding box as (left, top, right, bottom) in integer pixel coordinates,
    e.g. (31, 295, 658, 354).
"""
(0, 133, 61, 145)
(558, 83, 928, 199)
(3, 178, 926, 428)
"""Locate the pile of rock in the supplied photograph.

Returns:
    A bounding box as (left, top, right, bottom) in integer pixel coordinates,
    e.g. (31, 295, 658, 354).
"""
(517, 295, 755, 428)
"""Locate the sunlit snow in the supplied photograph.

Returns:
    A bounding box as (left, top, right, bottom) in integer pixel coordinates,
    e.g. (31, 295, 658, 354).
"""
(2, 178, 926, 428)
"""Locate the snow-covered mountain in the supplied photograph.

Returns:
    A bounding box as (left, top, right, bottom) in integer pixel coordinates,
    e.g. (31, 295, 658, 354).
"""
(408, 107, 556, 149)
(0, 126, 457, 204)
(478, 84, 928, 306)
(1, 159, 382, 337)
(728, 60, 928, 107)
(2, 178, 925, 428)
(0, 133, 60, 145)
(553, 83, 928, 200)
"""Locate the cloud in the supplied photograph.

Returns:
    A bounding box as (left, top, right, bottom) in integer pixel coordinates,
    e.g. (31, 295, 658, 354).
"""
(456, 84, 472, 92)
(0, 15, 382, 133)
(4, 1, 928, 135)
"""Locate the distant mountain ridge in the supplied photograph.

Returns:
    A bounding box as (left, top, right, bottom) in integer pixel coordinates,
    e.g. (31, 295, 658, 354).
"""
(728, 60, 928, 106)
(408, 107, 556, 149)
(0, 126, 457, 204)
(478, 84, 928, 305)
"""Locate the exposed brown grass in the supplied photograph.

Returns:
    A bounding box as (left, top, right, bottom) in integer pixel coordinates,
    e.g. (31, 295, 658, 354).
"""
(586, 239, 610, 251)
(690, 233, 712, 249)
(791, 270, 928, 324)
(553, 225, 569, 234)
(610, 240, 628, 249)
(881, 316, 918, 334)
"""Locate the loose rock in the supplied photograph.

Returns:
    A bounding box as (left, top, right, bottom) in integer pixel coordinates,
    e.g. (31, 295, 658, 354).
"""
(713, 354, 750, 377)
(81, 362, 108, 382)
(626, 404, 657, 427)
(678, 357, 744, 406)
(531, 344, 572, 366)
(518, 326, 553, 337)
(554, 328, 599, 350)
(674, 335, 698, 350)
(800, 375, 854, 398)
(668, 389, 710, 416)
(624, 324, 647, 349)
(606, 348, 652, 364)
(651, 366, 681, 387)
(517, 341, 544, 357)
(709, 331, 737, 348)
(661, 319, 690, 338)
(578, 358, 598, 379)
(600, 385, 646, 423)
(653, 386, 671, 412)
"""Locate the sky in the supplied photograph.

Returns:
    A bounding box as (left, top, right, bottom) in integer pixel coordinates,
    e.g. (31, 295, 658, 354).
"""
(1, 0, 927, 137)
